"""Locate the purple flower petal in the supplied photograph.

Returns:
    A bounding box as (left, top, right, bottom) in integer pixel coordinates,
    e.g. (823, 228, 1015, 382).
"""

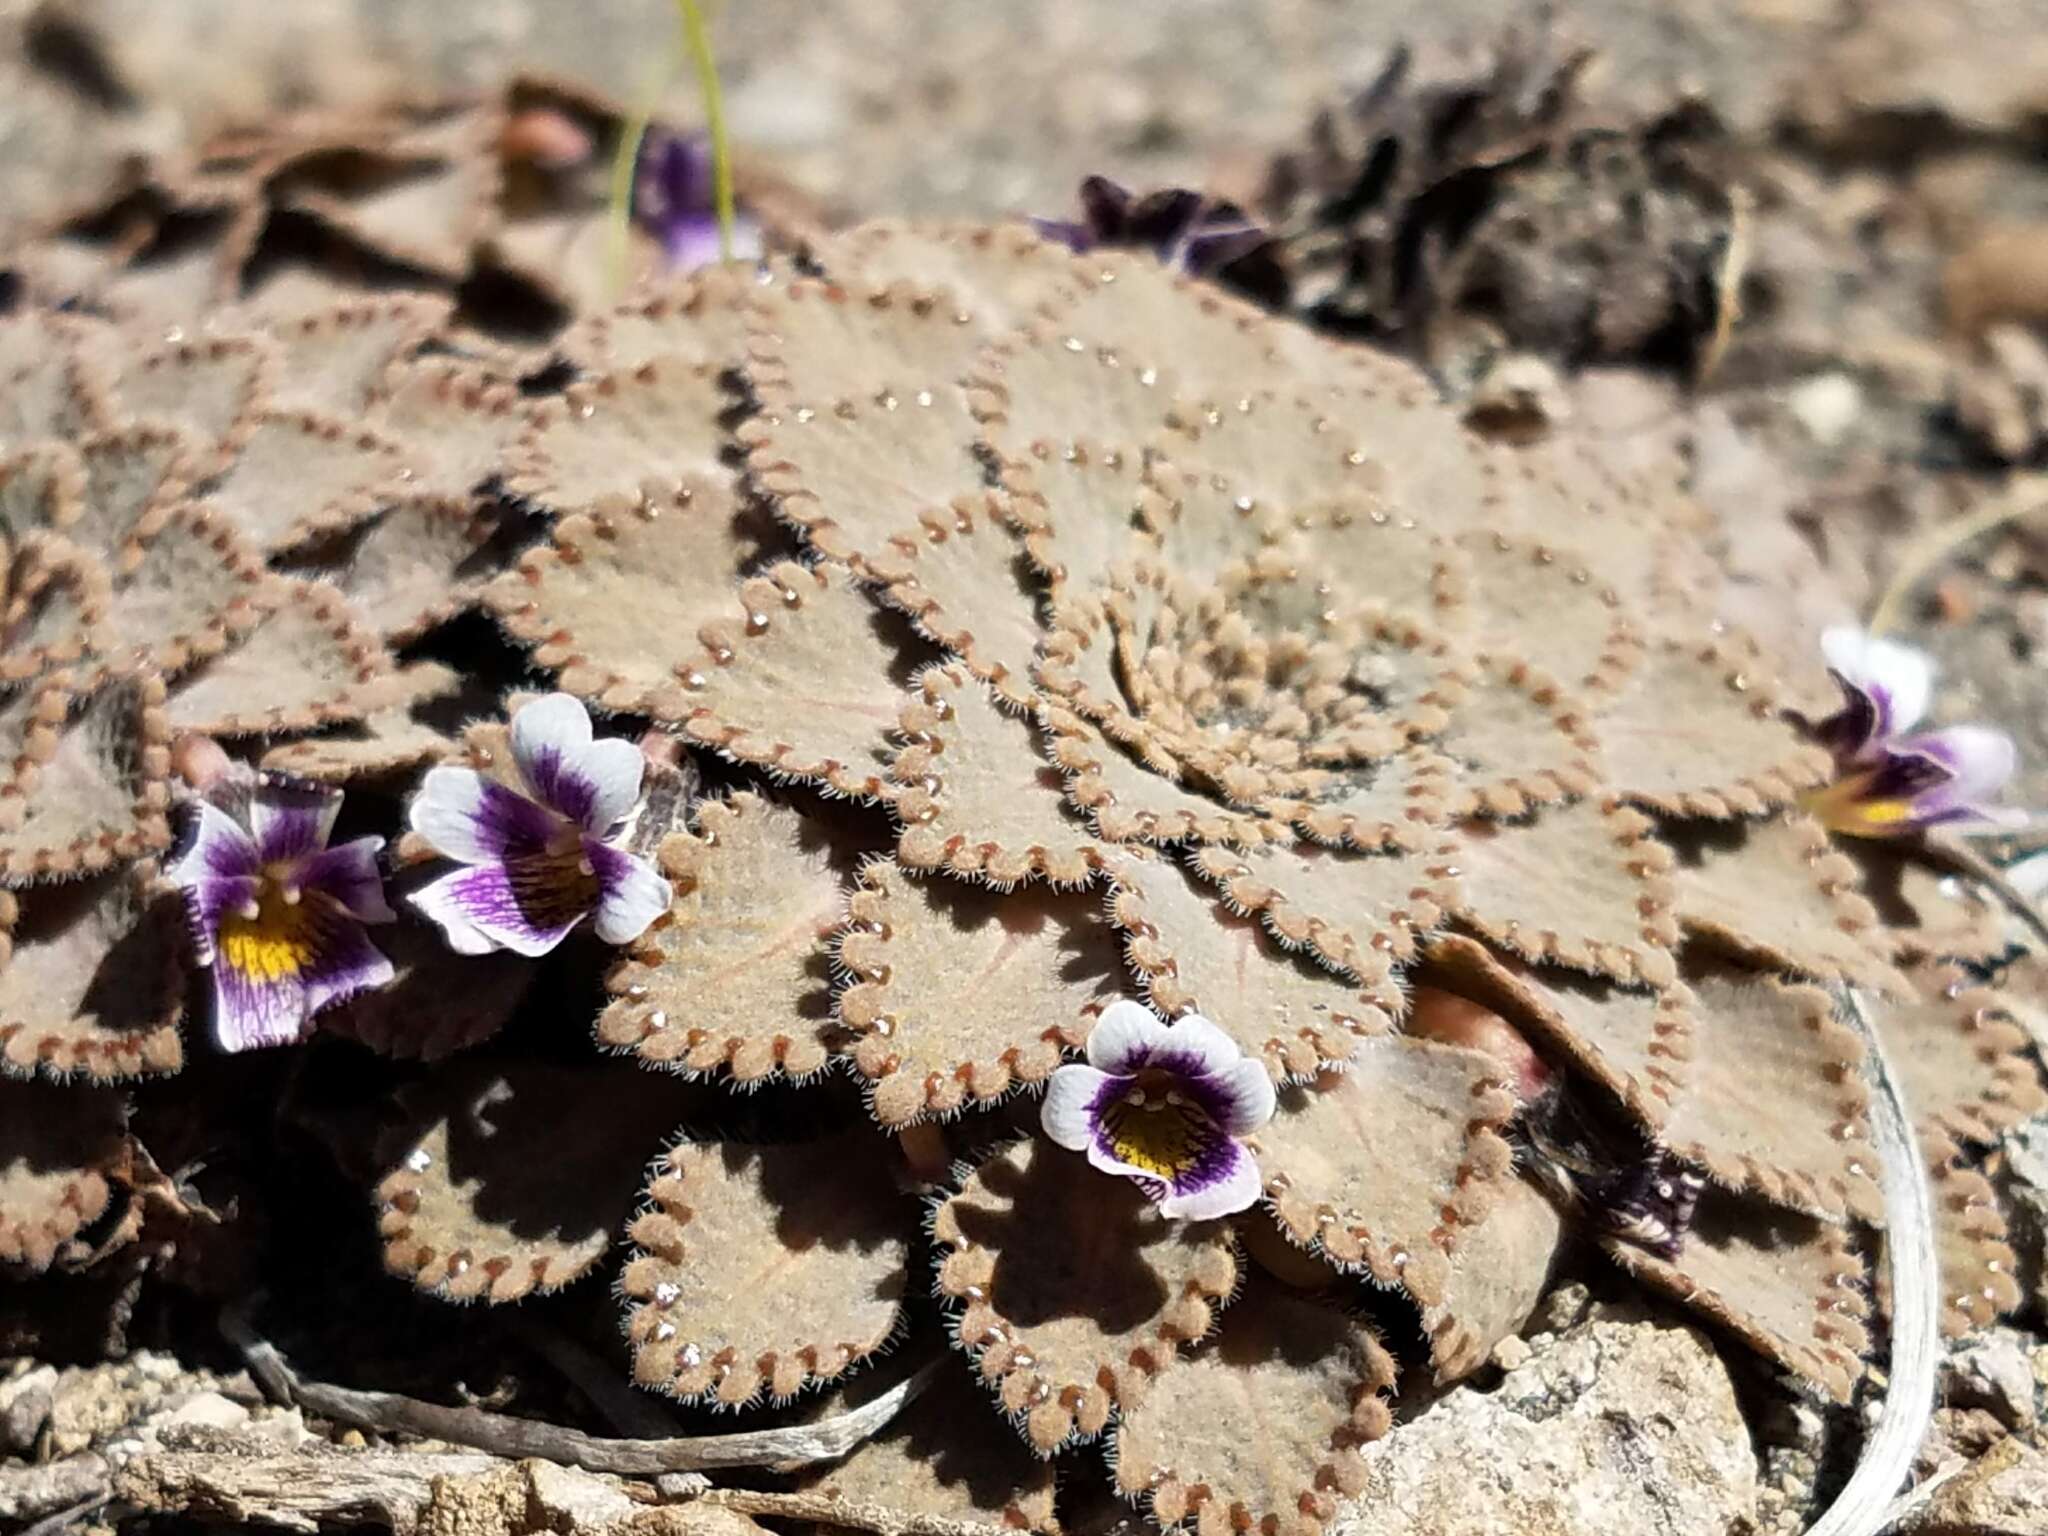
(409, 767, 563, 865)
(1085, 999, 1171, 1074)
(298, 836, 396, 923)
(210, 890, 391, 1052)
(1156, 1139, 1263, 1221)
(180, 874, 261, 966)
(1041, 1063, 1114, 1149)
(1821, 627, 1931, 742)
(251, 777, 342, 864)
(167, 802, 260, 889)
(409, 857, 595, 959)
(587, 839, 671, 944)
(510, 693, 644, 832)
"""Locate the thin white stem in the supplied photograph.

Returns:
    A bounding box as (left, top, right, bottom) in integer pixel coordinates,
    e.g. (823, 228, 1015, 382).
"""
(1803, 988, 1939, 1536)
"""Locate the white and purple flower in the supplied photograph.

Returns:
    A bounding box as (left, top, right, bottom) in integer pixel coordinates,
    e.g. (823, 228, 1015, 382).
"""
(1040, 1000, 1275, 1220)
(633, 129, 762, 273)
(1034, 175, 1269, 278)
(407, 693, 670, 958)
(168, 773, 396, 1052)
(1798, 626, 2023, 837)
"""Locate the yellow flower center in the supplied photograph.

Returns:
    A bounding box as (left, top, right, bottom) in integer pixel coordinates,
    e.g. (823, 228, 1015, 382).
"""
(1798, 774, 1911, 838)
(218, 881, 319, 984)
(1101, 1087, 1212, 1181)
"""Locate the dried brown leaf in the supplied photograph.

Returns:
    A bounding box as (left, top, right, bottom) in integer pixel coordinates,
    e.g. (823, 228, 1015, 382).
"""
(837, 860, 1125, 1126)
(1251, 1037, 1516, 1305)
(623, 1135, 910, 1404)
(933, 1136, 1240, 1453)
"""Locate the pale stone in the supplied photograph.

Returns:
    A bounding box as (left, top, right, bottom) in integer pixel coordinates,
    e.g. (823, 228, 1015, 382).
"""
(1901, 1437, 2048, 1536)
(1335, 1309, 1758, 1536)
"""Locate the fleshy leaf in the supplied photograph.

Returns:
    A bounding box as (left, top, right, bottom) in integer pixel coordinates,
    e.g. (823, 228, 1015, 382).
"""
(1870, 965, 2048, 1147)
(1603, 1190, 1869, 1403)
(1673, 812, 1909, 991)
(1455, 529, 1644, 696)
(1421, 1174, 1566, 1384)
(836, 860, 1124, 1126)
(369, 362, 531, 506)
(0, 672, 172, 883)
(0, 867, 185, 1080)
(512, 362, 732, 514)
(892, 667, 1109, 887)
(1592, 636, 1831, 817)
(104, 502, 268, 673)
(1445, 797, 1681, 989)
(200, 408, 411, 552)
(266, 296, 449, 417)
(260, 660, 466, 783)
(597, 792, 842, 1083)
(811, 221, 1079, 333)
(871, 499, 1047, 712)
(742, 280, 993, 577)
(322, 920, 530, 1063)
(1, 533, 112, 682)
(623, 1135, 910, 1404)
(376, 1061, 690, 1303)
(1046, 704, 1283, 847)
(0, 442, 88, 537)
(162, 579, 396, 737)
(1659, 972, 1883, 1222)
(558, 265, 757, 376)
(1923, 1129, 2023, 1338)
(319, 496, 499, 642)
(488, 472, 780, 716)
(106, 333, 275, 466)
(1187, 836, 1456, 992)
(1111, 1278, 1395, 1536)
(1425, 653, 1602, 819)
(1251, 1037, 1516, 1305)
(71, 423, 198, 550)
(1426, 935, 1688, 1129)
(783, 1366, 1060, 1536)
(1107, 851, 1394, 1082)
(933, 1137, 1239, 1454)
(663, 560, 911, 800)
(0, 1081, 124, 1272)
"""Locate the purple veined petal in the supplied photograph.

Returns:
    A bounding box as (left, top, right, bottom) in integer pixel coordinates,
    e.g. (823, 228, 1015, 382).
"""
(510, 693, 646, 830)
(1084, 1097, 1249, 1217)
(1804, 671, 1884, 764)
(1156, 1139, 1263, 1220)
(1126, 188, 1207, 261)
(1177, 222, 1270, 275)
(1208, 1055, 1277, 1136)
(1086, 999, 1171, 1074)
(1041, 1063, 1115, 1150)
(250, 777, 342, 864)
(586, 839, 672, 945)
(1820, 626, 1932, 739)
(409, 766, 562, 865)
(299, 904, 398, 1018)
(211, 959, 309, 1053)
(661, 213, 728, 272)
(1896, 724, 2018, 804)
(179, 873, 262, 966)
(1030, 216, 1095, 254)
(167, 801, 261, 890)
(297, 836, 395, 923)
(409, 857, 593, 959)
(1078, 174, 1135, 235)
(1146, 1014, 1242, 1080)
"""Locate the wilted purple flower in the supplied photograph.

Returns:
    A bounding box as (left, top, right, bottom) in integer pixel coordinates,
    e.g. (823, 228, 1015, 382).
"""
(408, 693, 670, 958)
(1041, 1000, 1274, 1219)
(1034, 175, 1269, 278)
(1799, 626, 2022, 837)
(633, 129, 761, 273)
(168, 773, 395, 1052)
